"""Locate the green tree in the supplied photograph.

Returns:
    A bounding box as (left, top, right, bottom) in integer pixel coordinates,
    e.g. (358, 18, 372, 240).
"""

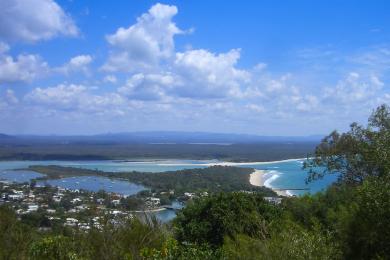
(345, 176, 390, 259)
(305, 104, 390, 184)
(29, 235, 81, 260)
(0, 206, 35, 259)
(173, 192, 280, 247)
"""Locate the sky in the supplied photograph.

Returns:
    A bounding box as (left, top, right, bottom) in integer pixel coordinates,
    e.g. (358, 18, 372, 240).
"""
(0, 0, 389, 135)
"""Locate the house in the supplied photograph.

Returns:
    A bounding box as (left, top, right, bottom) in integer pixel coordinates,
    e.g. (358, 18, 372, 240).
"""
(76, 204, 88, 211)
(184, 192, 195, 199)
(27, 204, 39, 212)
(264, 197, 282, 205)
(201, 192, 209, 197)
(65, 218, 78, 227)
(145, 197, 160, 208)
(8, 194, 24, 200)
(79, 223, 90, 230)
(112, 199, 120, 206)
(71, 198, 82, 204)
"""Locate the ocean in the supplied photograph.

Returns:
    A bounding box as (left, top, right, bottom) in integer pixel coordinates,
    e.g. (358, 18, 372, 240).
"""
(0, 159, 338, 196)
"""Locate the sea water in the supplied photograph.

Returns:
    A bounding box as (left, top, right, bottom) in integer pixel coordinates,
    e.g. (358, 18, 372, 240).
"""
(0, 159, 338, 222)
(37, 176, 145, 196)
(0, 159, 338, 196)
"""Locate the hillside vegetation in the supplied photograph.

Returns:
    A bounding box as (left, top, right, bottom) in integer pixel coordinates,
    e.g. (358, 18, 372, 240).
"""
(1, 104, 390, 259)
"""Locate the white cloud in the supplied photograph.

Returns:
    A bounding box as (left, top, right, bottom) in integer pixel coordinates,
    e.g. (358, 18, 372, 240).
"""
(0, 52, 49, 83)
(102, 3, 183, 72)
(0, 0, 78, 43)
(25, 84, 87, 109)
(5, 89, 18, 104)
(118, 73, 174, 100)
(246, 104, 265, 113)
(103, 75, 118, 84)
(25, 83, 127, 115)
(324, 72, 384, 104)
(55, 55, 93, 75)
(173, 49, 250, 98)
(0, 42, 9, 53)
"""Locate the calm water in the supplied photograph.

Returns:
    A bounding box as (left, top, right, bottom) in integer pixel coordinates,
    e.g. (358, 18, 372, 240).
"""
(0, 170, 44, 183)
(0, 159, 337, 196)
(242, 160, 339, 196)
(37, 176, 146, 196)
(0, 159, 338, 222)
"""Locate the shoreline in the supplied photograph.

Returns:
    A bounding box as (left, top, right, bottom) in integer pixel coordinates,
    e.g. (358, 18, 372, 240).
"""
(249, 169, 292, 197)
(0, 157, 306, 165)
(157, 158, 306, 167)
(130, 207, 167, 213)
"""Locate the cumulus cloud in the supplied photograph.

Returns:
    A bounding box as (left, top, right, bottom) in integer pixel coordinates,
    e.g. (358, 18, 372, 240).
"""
(4, 2, 389, 135)
(5, 89, 19, 104)
(0, 42, 10, 53)
(118, 73, 174, 100)
(173, 49, 250, 98)
(0, 0, 78, 43)
(102, 3, 183, 72)
(25, 83, 126, 115)
(0, 51, 49, 83)
(246, 104, 265, 113)
(324, 72, 384, 104)
(55, 55, 93, 75)
(103, 75, 118, 84)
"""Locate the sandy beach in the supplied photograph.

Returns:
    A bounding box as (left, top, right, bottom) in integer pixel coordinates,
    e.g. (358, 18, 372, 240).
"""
(157, 158, 305, 167)
(130, 207, 167, 213)
(249, 169, 291, 197)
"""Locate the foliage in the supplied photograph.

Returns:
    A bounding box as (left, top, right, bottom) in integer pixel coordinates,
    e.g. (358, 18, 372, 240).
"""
(1, 104, 390, 259)
(0, 206, 35, 260)
(29, 235, 81, 260)
(173, 192, 280, 247)
(141, 238, 224, 260)
(0, 141, 316, 162)
(223, 220, 341, 260)
(345, 176, 390, 259)
(305, 104, 390, 184)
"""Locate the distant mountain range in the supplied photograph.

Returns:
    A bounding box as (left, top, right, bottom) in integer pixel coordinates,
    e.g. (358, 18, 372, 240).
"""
(0, 131, 324, 144)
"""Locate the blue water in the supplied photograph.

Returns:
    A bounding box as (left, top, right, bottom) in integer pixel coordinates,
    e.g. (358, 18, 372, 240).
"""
(137, 201, 184, 222)
(0, 170, 44, 183)
(0, 159, 338, 222)
(0, 159, 337, 196)
(242, 160, 339, 196)
(37, 176, 146, 196)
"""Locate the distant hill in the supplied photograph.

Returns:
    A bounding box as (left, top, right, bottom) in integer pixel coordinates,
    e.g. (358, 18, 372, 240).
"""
(0, 133, 13, 139)
(0, 131, 323, 161)
(0, 131, 324, 145)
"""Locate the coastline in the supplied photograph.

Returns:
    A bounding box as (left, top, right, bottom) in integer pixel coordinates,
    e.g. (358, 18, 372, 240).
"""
(130, 207, 167, 213)
(249, 169, 291, 197)
(157, 158, 306, 167)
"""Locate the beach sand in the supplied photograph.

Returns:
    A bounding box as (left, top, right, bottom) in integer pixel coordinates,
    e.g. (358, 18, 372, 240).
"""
(157, 158, 305, 167)
(249, 169, 291, 197)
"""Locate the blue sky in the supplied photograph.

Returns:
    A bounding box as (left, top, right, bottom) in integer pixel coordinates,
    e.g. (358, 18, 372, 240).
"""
(0, 0, 389, 135)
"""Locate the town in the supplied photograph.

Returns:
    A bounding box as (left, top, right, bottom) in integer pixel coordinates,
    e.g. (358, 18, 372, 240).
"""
(0, 179, 184, 231)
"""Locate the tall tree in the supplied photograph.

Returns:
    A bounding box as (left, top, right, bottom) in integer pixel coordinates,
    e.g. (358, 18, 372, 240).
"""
(305, 104, 390, 184)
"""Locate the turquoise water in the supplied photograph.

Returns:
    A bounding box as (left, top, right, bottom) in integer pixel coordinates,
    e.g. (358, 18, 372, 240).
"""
(37, 176, 146, 196)
(0, 170, 44, 183)
(0, 159, 337, 196)
(0, 159, 338, 222)
(242, 160, 339, 196)
(0, 160, 212, 172)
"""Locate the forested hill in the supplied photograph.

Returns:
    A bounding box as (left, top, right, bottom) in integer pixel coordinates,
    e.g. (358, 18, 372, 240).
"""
(0, 142, 317, 162)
